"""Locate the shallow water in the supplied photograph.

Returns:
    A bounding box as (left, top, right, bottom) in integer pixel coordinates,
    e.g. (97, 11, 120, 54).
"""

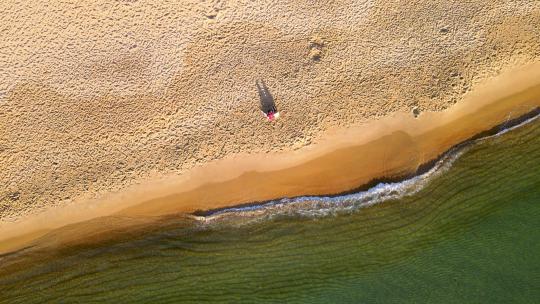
(1, 118, 539, 303)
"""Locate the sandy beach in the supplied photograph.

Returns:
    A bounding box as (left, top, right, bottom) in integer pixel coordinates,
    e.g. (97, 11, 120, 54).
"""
(1, 62, 540, 254)
(1, 0, 540, 252)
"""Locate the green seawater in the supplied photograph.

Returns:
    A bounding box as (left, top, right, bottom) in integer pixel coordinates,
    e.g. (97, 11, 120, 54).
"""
(1, 119, 539, 303)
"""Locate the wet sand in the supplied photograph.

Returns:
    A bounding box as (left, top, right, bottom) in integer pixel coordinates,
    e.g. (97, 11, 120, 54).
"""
(1, 62, 539, 254)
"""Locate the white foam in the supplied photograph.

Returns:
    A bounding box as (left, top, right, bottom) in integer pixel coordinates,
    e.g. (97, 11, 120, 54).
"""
(485, 110, 539, 138)
(197, 110, 539, 227)
(197, 145, 467, 227)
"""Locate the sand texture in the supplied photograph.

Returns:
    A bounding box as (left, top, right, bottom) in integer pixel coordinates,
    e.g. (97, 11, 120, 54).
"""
(1, 0, 540, 224)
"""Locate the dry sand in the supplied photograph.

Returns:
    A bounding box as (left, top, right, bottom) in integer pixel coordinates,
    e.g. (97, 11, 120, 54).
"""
(0, 1, 540, 251)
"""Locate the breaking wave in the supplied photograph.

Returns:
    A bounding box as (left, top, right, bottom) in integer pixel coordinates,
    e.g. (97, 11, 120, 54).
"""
(196, 145, 466, 227)
(195, 109, 539, 227)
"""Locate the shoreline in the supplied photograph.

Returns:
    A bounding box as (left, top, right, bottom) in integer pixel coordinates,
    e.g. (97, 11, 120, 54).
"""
(199, 108, 540, 217)
(1, 62, 540, 254)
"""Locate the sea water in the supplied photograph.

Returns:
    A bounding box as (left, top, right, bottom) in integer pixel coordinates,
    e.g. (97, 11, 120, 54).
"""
(0, 117, 539, 303)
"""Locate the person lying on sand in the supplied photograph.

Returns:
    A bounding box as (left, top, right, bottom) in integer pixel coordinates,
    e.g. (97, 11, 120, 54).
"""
(256, 79, 280, 121)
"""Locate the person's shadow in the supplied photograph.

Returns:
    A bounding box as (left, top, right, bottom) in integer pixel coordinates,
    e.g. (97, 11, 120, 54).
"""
(256, 80, 277, 115)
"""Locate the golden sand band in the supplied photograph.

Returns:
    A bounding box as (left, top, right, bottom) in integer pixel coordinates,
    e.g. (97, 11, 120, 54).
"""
(1, 63, 539, 254)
